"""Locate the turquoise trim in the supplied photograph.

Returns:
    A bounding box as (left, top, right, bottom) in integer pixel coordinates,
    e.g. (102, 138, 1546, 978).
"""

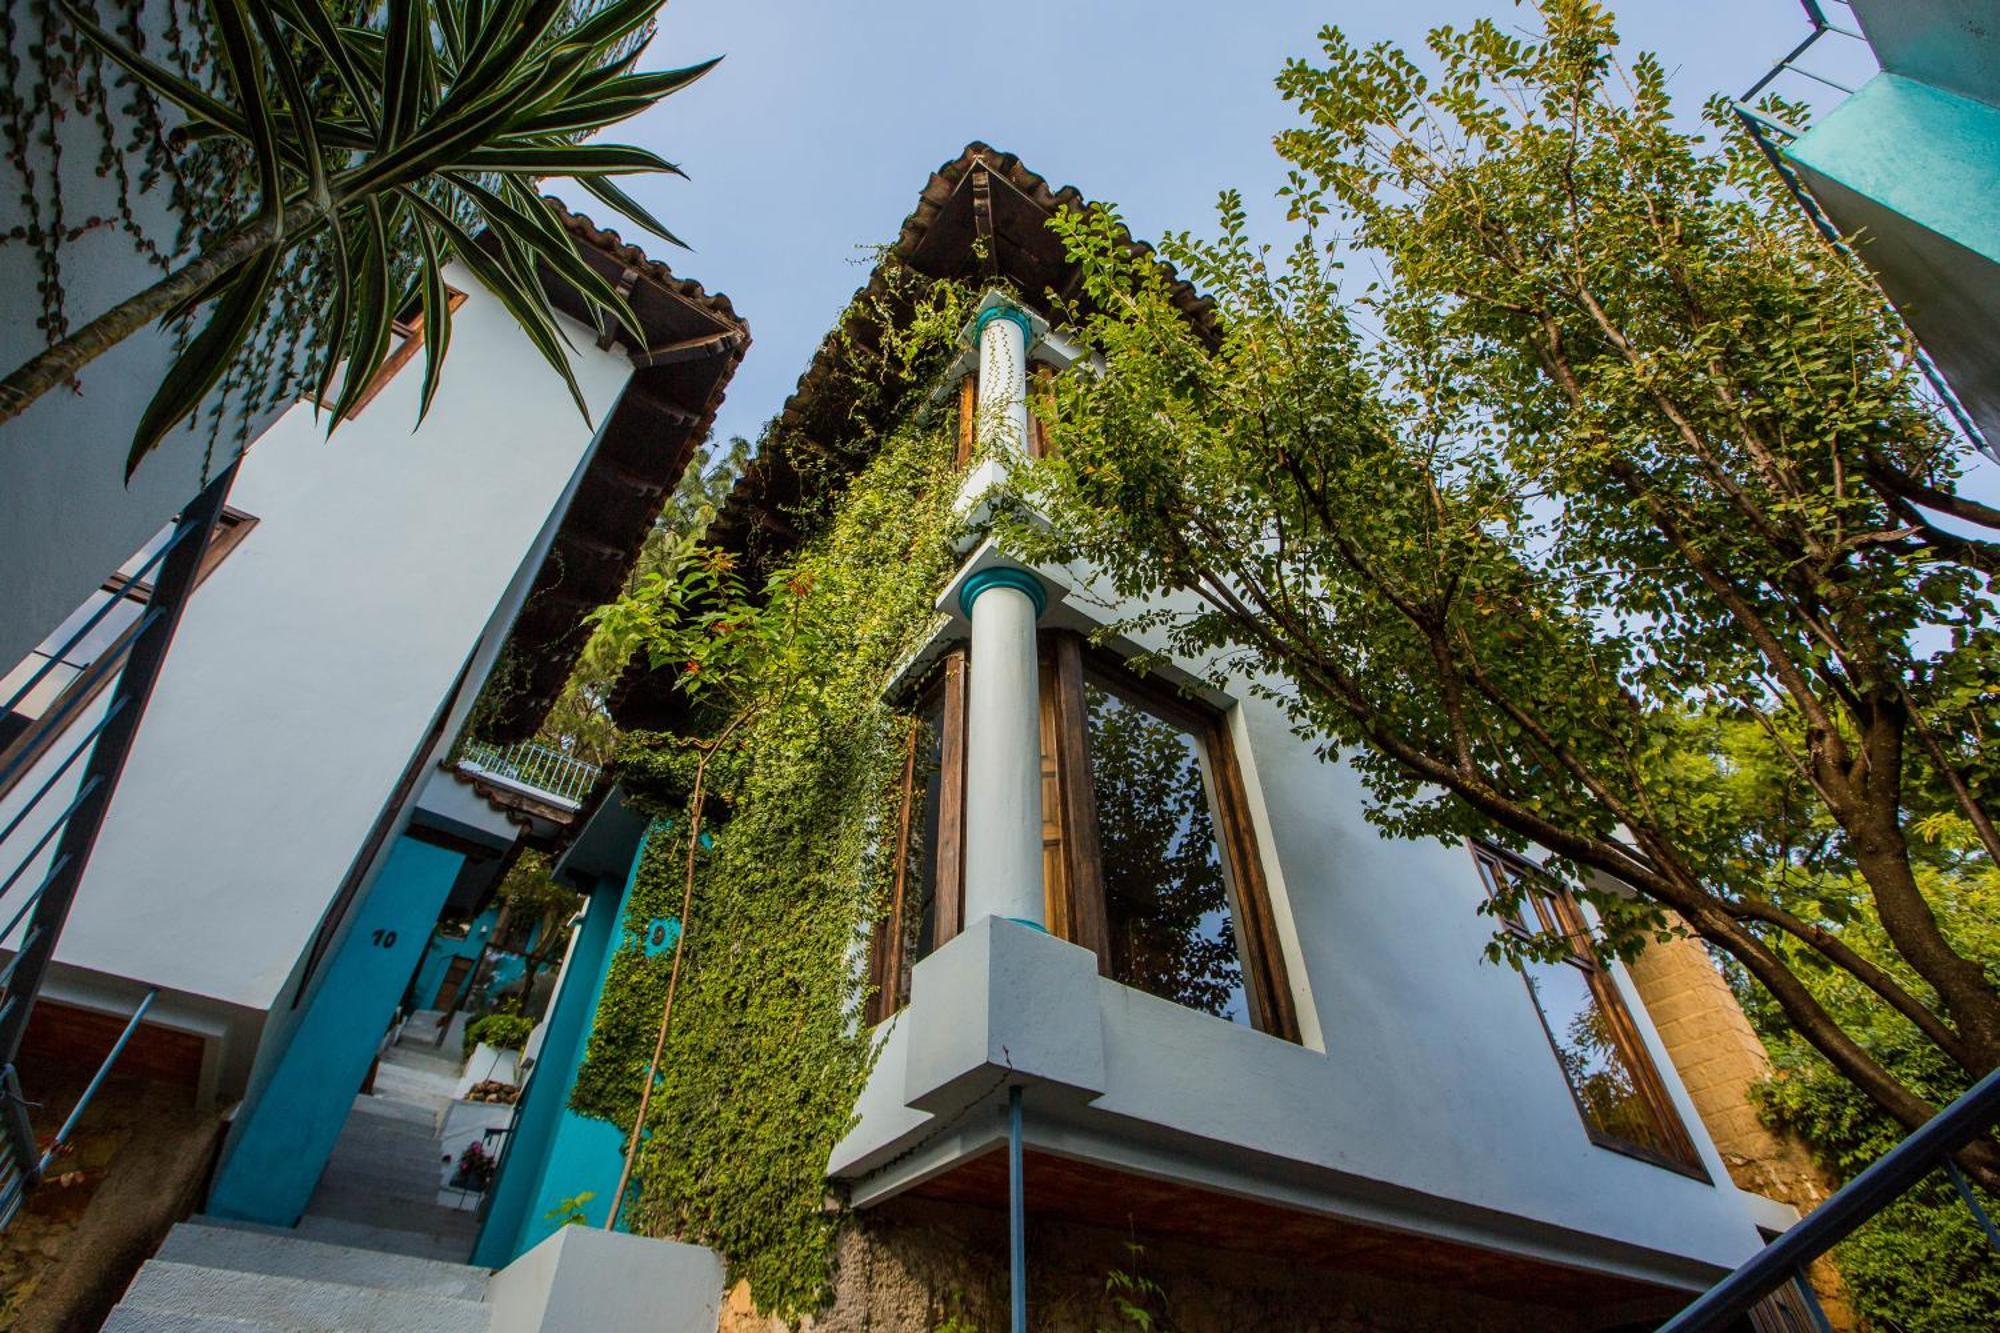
(973, 303, 1034, 347)
(1004, 917, 1047, 933)
(473, 823, 657, 1265)
(209, 835, 466, 1226)
(958, 566, 1048, 620)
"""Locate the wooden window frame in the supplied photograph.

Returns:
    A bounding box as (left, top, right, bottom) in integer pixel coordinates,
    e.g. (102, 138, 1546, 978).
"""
(866, 633, 1299, 1043)
(955, 373, 977, 467)
(1471, 841, 1708, 1180)
(866, 648, 968, 1025)
(322, 287, 468, 420)
(0, 508, 258, 800)
(1053, 634, 1299, 1041)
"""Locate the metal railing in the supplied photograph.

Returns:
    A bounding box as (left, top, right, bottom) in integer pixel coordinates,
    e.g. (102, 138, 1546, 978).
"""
(1661, 1066, 2000, 1331)
(0, 465, 236, 1229)
(1733, 0, 1993, 459)
(455, 738, 601, 808)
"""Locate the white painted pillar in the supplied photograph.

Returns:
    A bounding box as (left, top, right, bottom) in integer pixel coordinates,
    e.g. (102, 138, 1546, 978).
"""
(974, 303, 1032, 461)
(959, 568, 1048, 930)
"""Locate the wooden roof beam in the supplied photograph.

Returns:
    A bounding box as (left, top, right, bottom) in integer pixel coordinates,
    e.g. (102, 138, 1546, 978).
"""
(971, 162, 997, 279)
(630, 328, 742, 369)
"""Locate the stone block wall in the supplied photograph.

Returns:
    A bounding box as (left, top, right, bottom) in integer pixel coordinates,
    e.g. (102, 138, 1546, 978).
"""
(1624, 923, 1862, 1330)
(719, 1197, 1609, 1333)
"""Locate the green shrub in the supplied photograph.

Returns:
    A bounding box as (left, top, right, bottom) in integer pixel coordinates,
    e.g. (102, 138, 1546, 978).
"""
(465, 1013, 534, 1058)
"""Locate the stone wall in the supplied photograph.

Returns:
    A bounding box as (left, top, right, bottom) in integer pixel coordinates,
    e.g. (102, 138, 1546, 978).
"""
(722, 1197, 1601, 1333)
(1623, 924, 1861, 1329)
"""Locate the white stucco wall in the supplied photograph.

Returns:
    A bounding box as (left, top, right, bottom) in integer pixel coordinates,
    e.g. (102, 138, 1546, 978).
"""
(836, 570, 1771, 1287)
(1, 265, 628, 1021)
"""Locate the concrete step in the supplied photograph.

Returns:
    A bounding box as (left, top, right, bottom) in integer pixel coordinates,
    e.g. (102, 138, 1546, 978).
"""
(120, 1259, 489, 1333)
(165, 1220, 489, 1299)
(352, 1088, 450, 1112)
(293, 1214, 480, 1266)
(103, 1309, 281, 1332)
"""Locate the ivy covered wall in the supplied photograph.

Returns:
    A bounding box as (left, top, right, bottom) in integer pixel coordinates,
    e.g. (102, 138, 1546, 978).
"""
(568, 271, 976, 1315)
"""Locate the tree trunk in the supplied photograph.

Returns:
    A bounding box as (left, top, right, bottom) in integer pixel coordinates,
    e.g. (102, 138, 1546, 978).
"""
(0, 208, 299, 429)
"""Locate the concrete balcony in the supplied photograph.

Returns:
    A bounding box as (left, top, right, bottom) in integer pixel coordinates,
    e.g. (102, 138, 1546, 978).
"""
(1775, 0, 2000, 448)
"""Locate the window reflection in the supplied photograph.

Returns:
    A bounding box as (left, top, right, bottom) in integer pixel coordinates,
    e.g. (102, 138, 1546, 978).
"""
(1084, 682, 1248, 1024)
(1521, 955, 1684, 1161)
(1475, 845, 1702, 1173)
(895, 690, 948, 1010)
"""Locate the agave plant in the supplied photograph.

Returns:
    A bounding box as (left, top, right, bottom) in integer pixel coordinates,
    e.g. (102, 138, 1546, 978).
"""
(0, 0, 715, 475)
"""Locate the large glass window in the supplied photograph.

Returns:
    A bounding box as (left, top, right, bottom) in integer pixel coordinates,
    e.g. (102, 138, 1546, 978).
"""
(869, 633, 1297, 1042)
(1473, 844, 1705, 1176)
(867, 653, 965, 1024)
(1083, 680, 1248, 1024)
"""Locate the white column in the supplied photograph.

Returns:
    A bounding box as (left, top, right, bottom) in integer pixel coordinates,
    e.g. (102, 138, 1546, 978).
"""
(975, 304, 1031, 460)
(959, 567, 1047, 930)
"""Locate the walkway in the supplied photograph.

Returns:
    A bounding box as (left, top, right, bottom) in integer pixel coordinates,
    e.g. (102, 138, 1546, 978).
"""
(292, 1018, 481, 1264)
(103, 1020, 496, 1329)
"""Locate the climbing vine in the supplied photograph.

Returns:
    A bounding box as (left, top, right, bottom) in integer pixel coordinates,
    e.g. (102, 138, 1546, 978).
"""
(570, 267, 977, 1319)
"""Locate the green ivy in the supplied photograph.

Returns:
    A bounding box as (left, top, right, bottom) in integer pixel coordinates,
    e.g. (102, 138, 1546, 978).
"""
(1743, 850, 2000, 1332)
(568, 283, 972, 1316)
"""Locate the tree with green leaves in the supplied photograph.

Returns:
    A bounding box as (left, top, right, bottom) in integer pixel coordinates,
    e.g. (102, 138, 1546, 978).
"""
(1725, 720, 2000, 1329)
(1018, 0, 2000, 1189)
(529, 434, 751, 765)
(0, 0, 714, 475)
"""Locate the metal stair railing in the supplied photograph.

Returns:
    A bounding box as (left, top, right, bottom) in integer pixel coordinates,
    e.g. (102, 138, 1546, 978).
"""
(1659, 1065, 2000, 1331)
(0, 463, 237, 1229)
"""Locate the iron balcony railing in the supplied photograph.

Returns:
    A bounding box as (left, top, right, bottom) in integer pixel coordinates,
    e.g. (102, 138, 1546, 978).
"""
(0, 464, 237, 1228)
(1661, 1065, 2000, 1331)
(1733, 0, 1993, 459)
(456, 738, 601, 808)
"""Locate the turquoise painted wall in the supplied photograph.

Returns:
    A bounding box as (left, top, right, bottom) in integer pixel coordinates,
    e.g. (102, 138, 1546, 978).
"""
(472, 826, 653, 1266)
(1790, 73, 2000, 266)
(409, 907, 547, 1012)
(208, 834, 467, 1225)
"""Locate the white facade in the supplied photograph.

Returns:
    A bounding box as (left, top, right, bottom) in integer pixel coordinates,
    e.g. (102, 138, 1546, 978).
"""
(830, 294, 1774, 1299)
(0, 266, 630, 1095)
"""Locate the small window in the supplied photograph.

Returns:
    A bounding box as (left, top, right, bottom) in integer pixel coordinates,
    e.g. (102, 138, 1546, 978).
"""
(955, 373, 977, 468)
(0, 508, 255, 782)
(1026, 362, 1056, 459)
(1473, 843, 1706, 1177)
(868, 634, 1298, 1042)
(323, 287, 467, 420)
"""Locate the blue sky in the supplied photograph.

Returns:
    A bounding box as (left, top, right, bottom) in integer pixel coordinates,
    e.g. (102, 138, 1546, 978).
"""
(554, 1, 1872, 451)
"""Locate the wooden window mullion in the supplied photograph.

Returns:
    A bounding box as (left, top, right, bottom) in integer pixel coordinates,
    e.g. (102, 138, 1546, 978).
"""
(1050, 632, 1108, 972)
(931, 648, 969, 949)
(1202, 712, 1300, 1042)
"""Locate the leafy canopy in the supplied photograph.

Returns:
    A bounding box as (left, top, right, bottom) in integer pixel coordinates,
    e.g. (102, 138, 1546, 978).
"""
(1014, 0, 2000, 1185)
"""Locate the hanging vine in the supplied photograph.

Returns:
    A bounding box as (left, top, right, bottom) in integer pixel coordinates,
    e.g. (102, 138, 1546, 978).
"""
(0, 0, 373, 471)
(569, 269, 978, 1320)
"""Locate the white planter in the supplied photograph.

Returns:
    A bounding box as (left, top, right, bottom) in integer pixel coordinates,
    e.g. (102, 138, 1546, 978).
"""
(437, 1096, 515, 1208)
(452, 1040, 523, 1101)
